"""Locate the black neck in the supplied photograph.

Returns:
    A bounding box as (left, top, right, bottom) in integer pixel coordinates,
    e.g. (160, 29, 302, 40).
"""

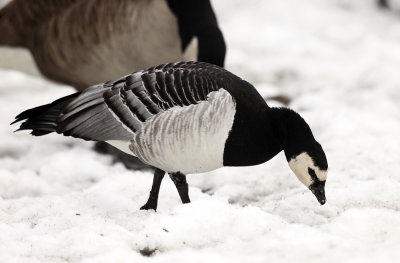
(269, 107, 315, 161)
(223, 106, 317, 167)
(166, 0, 226, 67)
(223, 106, 284, 167)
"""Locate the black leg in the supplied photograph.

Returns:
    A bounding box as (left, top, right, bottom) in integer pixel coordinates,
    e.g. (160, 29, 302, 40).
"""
(169, 172, 191, 204)
(140, 168, 166, 210)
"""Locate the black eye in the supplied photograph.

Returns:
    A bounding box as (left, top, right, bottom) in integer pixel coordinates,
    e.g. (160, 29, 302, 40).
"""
(308, 167, 318, 182)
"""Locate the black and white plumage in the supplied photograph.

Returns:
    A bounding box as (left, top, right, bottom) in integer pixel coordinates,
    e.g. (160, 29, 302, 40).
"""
(13, 61, 329, 210)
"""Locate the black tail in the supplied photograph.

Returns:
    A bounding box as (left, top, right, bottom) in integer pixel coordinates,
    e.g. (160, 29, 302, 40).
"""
(11, 93, 80, 136)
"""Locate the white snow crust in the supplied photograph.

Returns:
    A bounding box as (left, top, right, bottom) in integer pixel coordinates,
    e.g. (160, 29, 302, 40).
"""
(1, 0, 400, 262)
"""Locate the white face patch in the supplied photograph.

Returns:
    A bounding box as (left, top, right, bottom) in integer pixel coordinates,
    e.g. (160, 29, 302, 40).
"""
(288, 152, 327, 187)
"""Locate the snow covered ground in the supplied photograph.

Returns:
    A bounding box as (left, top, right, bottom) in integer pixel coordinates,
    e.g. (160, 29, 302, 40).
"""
(1, 0, 400, 262)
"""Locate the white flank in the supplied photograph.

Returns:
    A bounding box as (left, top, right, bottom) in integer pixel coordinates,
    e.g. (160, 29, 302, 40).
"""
(288, 152, 328, 187)
(129, 89, 236, 174)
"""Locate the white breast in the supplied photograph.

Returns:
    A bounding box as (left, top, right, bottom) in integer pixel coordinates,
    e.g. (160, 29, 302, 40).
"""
(129, 89, 236, 174)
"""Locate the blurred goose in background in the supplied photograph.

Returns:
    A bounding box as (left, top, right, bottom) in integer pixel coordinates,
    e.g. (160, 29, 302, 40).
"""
(1, 0, 226, 169)
(0, 0, 226, 90)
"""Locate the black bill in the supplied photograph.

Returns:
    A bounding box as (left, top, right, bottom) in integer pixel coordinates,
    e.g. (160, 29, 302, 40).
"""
(309, 181, 326, 205)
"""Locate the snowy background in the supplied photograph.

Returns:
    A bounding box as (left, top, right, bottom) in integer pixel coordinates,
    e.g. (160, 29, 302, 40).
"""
(1, 0, 400, 262)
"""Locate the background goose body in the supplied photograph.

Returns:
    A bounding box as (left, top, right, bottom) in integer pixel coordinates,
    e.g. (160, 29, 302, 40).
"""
(0, 0, 225, 90)
(13, 62, 328, 209)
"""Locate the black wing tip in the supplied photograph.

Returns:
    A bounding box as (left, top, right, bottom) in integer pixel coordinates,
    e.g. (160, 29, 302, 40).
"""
(12, 125, 56, 136)
(10, 108, 33, 125)
(11, 92, 81, 132)
(10, 119, 20, 125)
(31, 130, 53, 136)
(11, 104, 52, 126)
(10, 112, 30, 124)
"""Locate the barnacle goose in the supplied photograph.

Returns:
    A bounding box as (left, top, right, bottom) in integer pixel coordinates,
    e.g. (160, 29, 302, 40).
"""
(0, 0, 225, 90)
(12, 62, 328, 210)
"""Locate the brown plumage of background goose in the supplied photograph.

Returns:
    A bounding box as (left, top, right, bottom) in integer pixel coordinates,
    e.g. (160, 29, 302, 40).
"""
(0, 0, 226, 90)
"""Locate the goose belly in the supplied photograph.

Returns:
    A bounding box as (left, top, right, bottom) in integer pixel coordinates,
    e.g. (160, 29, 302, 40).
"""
(135, 131, 227, 174)
(130, 90, 236, 174)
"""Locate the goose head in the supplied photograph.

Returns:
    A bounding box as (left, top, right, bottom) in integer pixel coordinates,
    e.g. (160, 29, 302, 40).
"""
(286, 140, 328, 205)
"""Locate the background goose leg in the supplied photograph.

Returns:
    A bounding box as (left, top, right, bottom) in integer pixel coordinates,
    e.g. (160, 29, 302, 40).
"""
(94, 142, 150, 170)
(378, 0, 389, 9)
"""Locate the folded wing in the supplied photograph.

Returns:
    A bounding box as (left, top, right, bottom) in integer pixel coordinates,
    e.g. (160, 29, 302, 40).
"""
(13, 62, 237, 143)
